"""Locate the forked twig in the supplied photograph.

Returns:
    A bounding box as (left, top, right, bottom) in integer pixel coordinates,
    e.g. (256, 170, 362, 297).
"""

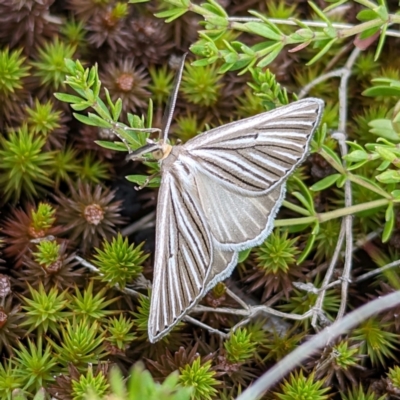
(299, 47, 360, 325)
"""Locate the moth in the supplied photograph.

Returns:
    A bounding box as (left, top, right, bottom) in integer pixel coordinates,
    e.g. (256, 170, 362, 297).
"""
(128, 59, 324, 343)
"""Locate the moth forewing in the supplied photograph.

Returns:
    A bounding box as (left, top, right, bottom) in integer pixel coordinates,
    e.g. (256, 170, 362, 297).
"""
(148, 168, 214, 343)
(183, 98, 324, 196)
(147, 97, 324, 343)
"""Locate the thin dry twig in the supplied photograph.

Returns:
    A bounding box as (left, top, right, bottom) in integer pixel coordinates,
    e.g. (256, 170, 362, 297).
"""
(228, 17, 400, 38)
(334, 47, 361, 320)
(298, 47, 360, 324)
(236, 290, 400, 400)
(121, 211, 156, 236)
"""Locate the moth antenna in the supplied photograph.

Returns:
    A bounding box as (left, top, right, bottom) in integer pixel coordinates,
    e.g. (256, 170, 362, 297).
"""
(160, 53, 187, 142)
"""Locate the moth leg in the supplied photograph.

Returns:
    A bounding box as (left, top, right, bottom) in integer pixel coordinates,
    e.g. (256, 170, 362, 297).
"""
(134, 172, 160, 191)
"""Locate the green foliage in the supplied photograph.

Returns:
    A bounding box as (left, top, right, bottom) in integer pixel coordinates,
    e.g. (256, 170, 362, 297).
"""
(0, 125, 54, 202)
(159, 0, 400, 72)
(31, 202, 56, 232)
(33, 240, 60, 267)
(25, 99, 62, 138)
(224, 328, 257, 363)
(387, 365, 400, 389)
(61, 19, 87, 50)
(352, 318, 399, 367)
(92, 233, 148, 288)
(67, 280, 118, 321)
(48, 318, 108, 371)
(9, 388, 47, 400)
(0, 48, 30, 98)
(52, 146, 81, 187)
(274, 370, 330, 400)
(181, 64, 223, 107)
(5, 1, 400, 398)
(313, 219, 341, 263)
(105, 315, 136, 350)
(148, 65, 175, 106)
(341, 384, 386, 400)
(71, 364, 110, 399)
(332, 341, 360, 370)
(179, 358, 219, 400)
(132, 294, 152, 340)
(247, 67, 289, 108)
(254, 230, 299, 274)
(31, 37, 77, 90)
(263, 329, 305, 362)
(86, 364, 192, 400)
(174, 112, 204, 142)
(0, 360, 24, 399)
(76, 152, 111, 183)
(13, 337, 58, 392)
(20, 284, 71, 336)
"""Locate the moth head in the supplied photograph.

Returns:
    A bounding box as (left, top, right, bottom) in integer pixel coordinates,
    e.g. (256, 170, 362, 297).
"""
(152, 141, 172, 161)
(127, 139, 172, 162)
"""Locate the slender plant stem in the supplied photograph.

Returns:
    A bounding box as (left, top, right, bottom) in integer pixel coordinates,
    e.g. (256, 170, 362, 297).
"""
(275, 198, 389, 227)
(282, 200, 310, 216)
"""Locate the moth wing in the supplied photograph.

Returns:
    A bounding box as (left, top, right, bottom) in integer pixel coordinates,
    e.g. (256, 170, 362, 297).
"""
(183, 98, 323, 196)
(194, 170, 286, 250)
(148, 167, 236, 343)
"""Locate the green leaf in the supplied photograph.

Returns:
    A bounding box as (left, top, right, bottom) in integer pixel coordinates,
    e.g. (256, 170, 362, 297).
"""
(73, 113, 99, 127)
(363, 86, 400, 97)
(292, 176, 315, 212)
(245, 22, 282, 40)
(297, 228, 317, 264)
(336, 174, 347, 188)
(126, 174, 161, 188)
(358, 26, 380, 40)
(308, 1, 332, 24)
(307, 38, 337, 65)
(64, 58, 77, 73)
(86, 112, 113, 128)
(345, 150, 369, 162)
(310, 174, 341, 191)
(54, 93, 84, 104)
(375, 4, 388, 20)
(375, 23, 387, 60)
(238, 248, 251, 263)
(154, 8, 188, 23)
(356, 9, 379, 21)
(146, 98, 154, 129)
(377, 160, 391, 171)
(257, 43, 284, 68)
(96, 97, 113, 120)
(376, 169, 400, 183)
(382, 203, 394, 242)
(70, 101, 94, 111)
(312, 123, 327, 148)
(113, 98, 123, 121)
(95, 140, 128, 151)
(323, 0, 349, 12)
(292, 192, 314, 214)
(346, 159, 370, 170)
(369, 119, 400, 142)
(321, 145, 343, 169)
